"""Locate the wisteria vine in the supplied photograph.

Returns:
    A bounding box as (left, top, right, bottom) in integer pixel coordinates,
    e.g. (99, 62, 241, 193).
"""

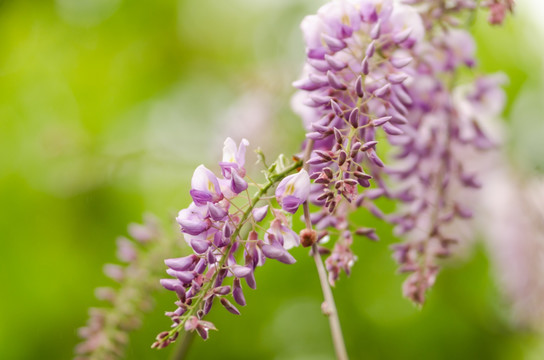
(155, 0, 512, 353)
(77, 0, 515, 359)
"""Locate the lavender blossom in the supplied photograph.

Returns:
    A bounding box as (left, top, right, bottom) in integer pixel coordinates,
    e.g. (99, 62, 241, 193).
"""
(154, 138, 308, 347)
(292, 0, 509, 303)
(483, 0, 515, 25)
(76, 215, 175, 360)
(362, 5, 508, 304)
(275, 170, 311, 213)
(325, 231, 357, 286)
(292, 0, 426, 287)
(481, 164, 544, 330)
(189, 165, 223, 205)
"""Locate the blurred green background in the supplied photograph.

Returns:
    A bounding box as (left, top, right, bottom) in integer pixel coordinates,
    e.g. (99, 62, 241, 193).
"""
(1, 0, 543, 359)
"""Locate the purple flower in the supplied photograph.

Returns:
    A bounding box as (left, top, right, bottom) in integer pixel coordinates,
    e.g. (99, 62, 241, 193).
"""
(352, 1, 508, 304)
(485, 0, 514, 25)
(229, 171, 248, 194)
(218, 138, 250, 196)
(252, 205, 269, 222)
(325, 231, 357, 286)
(176, 204, 210, 236)
(116, 236, 137, 262)
(231, 265, 253, 278)
(266, 217, 300, 250)
(261, 243, 296, 264)
(291, 0, 425, 222)
(190, 165, 223, 205)
(77, 216, 166, 358)
(207, 202, 228, 221)
(165, 254, 198, 271)
(275, 170, 310, 214)
(289, 0, 509, 303)
(220, 137, 249, 176)
(157, 137, 308, 345)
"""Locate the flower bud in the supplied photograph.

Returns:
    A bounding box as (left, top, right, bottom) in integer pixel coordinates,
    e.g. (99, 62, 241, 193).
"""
(300, 229, 317, 247)
(220, 298, 241, 315)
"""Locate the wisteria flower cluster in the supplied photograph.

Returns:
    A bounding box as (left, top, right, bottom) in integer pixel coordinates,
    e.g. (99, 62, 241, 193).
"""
(76, 215, 175, 360)
(482, 165, 544, 330)
(152, 138, 310, 347)
(292, 0, 510, 304)
(292, 0, 428, 287)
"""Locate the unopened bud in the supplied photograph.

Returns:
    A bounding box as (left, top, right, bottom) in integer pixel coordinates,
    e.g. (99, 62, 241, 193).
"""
(300, 228, 317, 247)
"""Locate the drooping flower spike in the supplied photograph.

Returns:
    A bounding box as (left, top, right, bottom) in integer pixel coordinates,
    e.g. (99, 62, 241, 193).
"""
(154, 138, 310, 347)
(76, 216, 174, 360)
(292, 0, 427, 286)
(292, 0, 510, 300)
